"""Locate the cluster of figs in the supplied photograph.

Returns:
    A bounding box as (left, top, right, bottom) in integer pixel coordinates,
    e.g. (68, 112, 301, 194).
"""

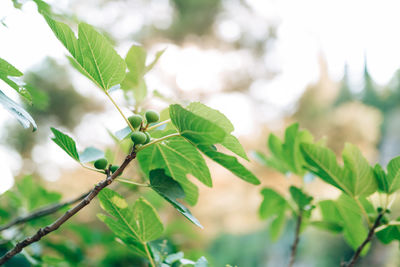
(93, 110, 160, 173)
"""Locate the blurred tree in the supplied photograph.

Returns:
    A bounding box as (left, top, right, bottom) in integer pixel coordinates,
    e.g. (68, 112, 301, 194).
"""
(334, 63, 353, 106)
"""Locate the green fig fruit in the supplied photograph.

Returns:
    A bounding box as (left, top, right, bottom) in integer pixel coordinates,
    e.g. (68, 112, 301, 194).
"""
(130, 131, 147, 144)
(144, 132, 151, 144)
(145, 110, 160, 123)
(94, 158, 108, 170)
(128, 114, 143, 129)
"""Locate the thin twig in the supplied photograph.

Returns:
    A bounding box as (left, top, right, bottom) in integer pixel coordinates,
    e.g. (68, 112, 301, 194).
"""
(0, 149, 137, 265)
(0, 191, 90, 232)
(341, 212, 384, 267)
(288, 211, 302, 267)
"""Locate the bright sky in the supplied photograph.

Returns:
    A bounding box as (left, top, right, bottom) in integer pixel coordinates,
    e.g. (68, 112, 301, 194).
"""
(1, 0, 400, 192)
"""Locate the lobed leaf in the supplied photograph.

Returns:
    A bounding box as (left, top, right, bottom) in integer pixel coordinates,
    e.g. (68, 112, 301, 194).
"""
(137, 132, 211, 205)
(98, 189, 164, 248)
(301, 143, 377, 197)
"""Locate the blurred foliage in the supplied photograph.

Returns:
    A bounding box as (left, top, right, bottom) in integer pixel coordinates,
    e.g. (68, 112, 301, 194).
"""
(4, 58, 102, 156)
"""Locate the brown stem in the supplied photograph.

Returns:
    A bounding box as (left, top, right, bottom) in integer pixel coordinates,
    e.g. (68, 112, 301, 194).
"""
(0, 191, 90, 232)
(0, 150, 137, 265)
(341, 212, 384, 267)
(288, 211, 303, 267)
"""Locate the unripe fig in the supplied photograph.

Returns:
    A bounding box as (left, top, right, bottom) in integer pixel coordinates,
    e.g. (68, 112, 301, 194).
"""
(110, 165, 119, 173)
(130, 131, 147, 144)
(144, 132, 151, 144)
(94, 158, 108, 170)
(377, 207, 383, 213)
(128, 114, 143, 128)
(145, 110, 160, 123)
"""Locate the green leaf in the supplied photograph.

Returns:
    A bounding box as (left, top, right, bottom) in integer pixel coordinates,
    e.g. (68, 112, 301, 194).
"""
(336, 194, 369, 253)
(38, 12, 126, 90)
(385, 156, 400, 194)
(289, 186, 313, 210)
(169, 104, 226, 146)
(125, 45, 146, 81)
(196, 144, 260, 185)
(373, 163, 389, 193)
(187, 102, 248, 160)
(264, 123, 313, 175)
(259, 188, 288, 219)
(50, 127, 80, 161)
(79, 147, 104, 163)
(132, 197, 164, 242)
(0, 57, 31, 102)
(376, 218, 400, 244)
(269, 210, 286, 241)
(310, 221, 343, 233)
(98, 188, 164, 246)
(301, 143, 377, 197)
(341, 143, 377, 196)
(137, 132, 211, 205)
(320, 196, 369, 253)
(0, 89, 37, 131)
(149, 169, 202, 228)
(121, 45, 148, 101)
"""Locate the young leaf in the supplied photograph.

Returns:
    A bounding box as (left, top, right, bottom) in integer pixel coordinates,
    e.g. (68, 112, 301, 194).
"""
(79, 147, 105, 163)
(137, 132, 211, 205)
(259, 188, 288, 219)
(149, 169, 202, 228)
(263, 123, 313, 175)
(37, 11, 126, 91)
(385, 156, 400, 194)
(50, 127, 80, 162)
(0, 57, 31, 102)
(289, 186, 313, 210)
(169, 104, 226, 146)
(0, 89, 37, 131)
(373, 163, 389, 193)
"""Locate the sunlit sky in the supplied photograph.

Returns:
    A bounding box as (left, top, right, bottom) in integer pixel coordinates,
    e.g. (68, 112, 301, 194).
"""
(1, 0, 400, 192)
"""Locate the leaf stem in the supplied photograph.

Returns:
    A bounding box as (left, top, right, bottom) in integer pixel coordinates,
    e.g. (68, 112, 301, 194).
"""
(105, 91, 135, 132)
(80, 163, 105, 174)
(115, 178, 149, 187)
(146, 119, 171, 131)
(144, 243, 155, 267)
(136, 132, 180, 152)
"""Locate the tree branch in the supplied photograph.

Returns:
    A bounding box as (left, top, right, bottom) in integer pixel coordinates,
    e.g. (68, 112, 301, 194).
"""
(0, 149, 137, 265)
(288, 211, 302, 267)
(341, 212, 384, 267)
(0, 191, 90, 232)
